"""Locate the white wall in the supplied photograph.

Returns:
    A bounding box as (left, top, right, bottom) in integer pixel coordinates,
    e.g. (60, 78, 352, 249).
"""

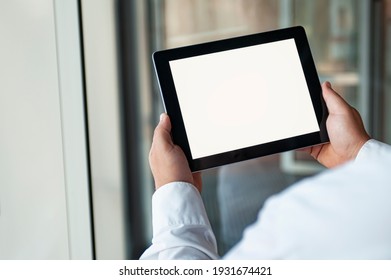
(0, 0, 92, 259)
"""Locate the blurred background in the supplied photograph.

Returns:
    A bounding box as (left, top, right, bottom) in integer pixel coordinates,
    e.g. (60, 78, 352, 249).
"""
(0, 0, 390, 259)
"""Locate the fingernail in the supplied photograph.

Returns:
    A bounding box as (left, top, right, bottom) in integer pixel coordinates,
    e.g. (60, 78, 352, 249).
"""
(159, 113, 165, 122)
(325, 81, 332, 89)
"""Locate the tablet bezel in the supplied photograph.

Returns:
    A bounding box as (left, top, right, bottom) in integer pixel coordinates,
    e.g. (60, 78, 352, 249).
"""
(153, 26, 329, 171)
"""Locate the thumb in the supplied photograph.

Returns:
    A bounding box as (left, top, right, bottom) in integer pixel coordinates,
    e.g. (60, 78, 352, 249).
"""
(321, 81, 350, 114)
(159, 113, 171, 132)
(153, 113, 174, 150)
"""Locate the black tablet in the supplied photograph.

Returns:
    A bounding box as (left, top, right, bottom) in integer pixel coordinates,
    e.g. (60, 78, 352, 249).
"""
(153, 26, 329, 171)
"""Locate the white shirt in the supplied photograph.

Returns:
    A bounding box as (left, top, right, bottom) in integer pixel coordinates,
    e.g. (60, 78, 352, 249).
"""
(140, 140, 391, 259)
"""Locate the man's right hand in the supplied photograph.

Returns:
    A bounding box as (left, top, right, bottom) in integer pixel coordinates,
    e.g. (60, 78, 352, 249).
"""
(308, 81, 370, 168)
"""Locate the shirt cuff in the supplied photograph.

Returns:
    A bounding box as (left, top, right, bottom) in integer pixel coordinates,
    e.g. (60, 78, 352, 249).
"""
(151, 182, 211, 237)
(355, 139, 391, 163)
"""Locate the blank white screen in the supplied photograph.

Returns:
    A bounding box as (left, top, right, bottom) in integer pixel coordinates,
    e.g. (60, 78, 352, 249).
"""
(169, 39, 320, 159)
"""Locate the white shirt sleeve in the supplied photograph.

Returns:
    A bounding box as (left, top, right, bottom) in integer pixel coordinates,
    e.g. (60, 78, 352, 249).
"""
(224, 139, 391, 259)
(141, 140, 391, 259)
(140, 182, 219, 260)
(355, 139, 390, 163)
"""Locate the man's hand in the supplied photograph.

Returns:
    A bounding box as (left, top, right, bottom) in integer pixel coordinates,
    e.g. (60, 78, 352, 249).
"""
(149, 113, 202, 191)
(308, 82, 370, 168)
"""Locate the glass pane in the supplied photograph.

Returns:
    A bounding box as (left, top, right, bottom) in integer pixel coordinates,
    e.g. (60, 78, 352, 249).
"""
(294, 0, 360, 107)
(164, 0, 280, 48)
(295, 0, 359, 72)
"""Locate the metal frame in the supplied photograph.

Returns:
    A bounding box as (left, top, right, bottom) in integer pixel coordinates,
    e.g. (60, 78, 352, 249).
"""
(80, 0, 128, 259)
(367, 0, 386, 139)
(117, 0, 154, 259)
(53, 0, 94, 259)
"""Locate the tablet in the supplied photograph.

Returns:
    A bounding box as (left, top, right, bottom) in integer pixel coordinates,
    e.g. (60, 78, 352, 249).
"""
(153, 26, 329, 171)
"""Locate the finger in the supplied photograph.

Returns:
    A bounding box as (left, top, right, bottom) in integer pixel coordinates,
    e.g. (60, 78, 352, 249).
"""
(152, 113, 174, 150)
(321, 82, 350, 114)
(159, 113, 171, 132)
(154, 113, 171, 136)
(309, 145, 323, 160)
(298, 147, 312, 154)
